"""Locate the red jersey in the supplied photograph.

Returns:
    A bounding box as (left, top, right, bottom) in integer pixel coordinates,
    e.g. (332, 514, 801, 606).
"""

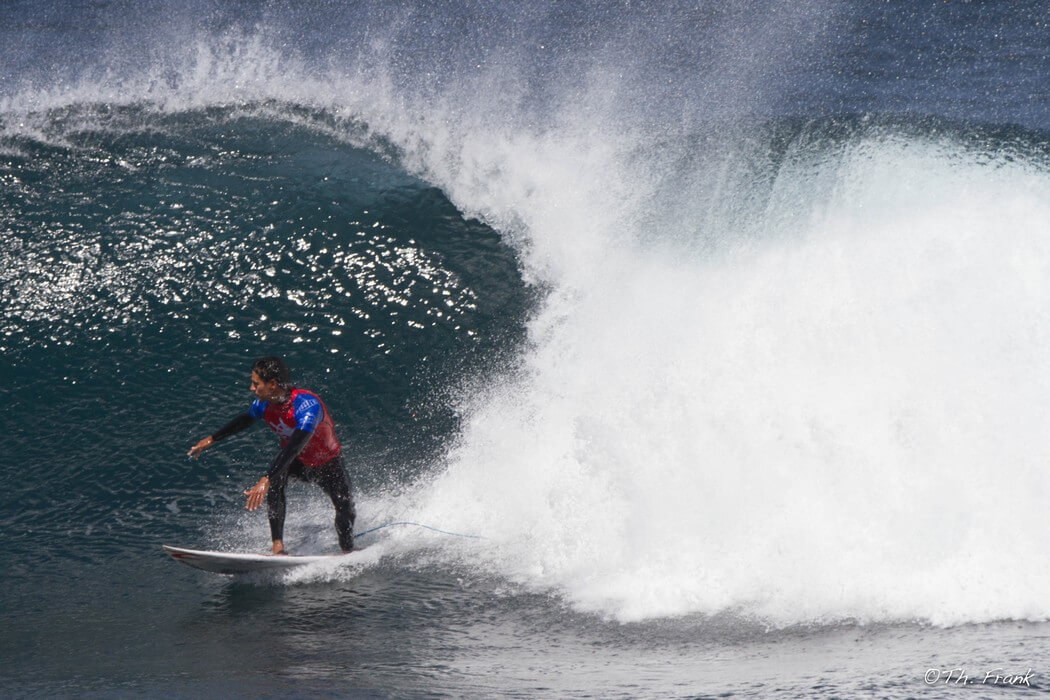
(249, 388, 341, 467)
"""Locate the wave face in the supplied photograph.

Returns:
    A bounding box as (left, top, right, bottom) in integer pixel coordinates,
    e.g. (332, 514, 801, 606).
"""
(4, 1, 1050, 630)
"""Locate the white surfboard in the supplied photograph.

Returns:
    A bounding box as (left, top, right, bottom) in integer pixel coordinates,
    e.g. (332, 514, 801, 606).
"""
(163, 545, 349, 575)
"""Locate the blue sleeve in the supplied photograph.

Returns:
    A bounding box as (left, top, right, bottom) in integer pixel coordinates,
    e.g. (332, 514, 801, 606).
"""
(293, 394, 323, 433)
(249, 399, 267, 419)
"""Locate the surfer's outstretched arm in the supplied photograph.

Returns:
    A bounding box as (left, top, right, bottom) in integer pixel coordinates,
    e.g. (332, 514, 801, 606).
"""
(187, 412, 255, 458)
(243, 428, 313, 511)
(266, 428, 313, 481)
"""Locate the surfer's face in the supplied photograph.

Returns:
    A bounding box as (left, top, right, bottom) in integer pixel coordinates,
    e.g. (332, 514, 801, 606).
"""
(250, 371, 282, 402)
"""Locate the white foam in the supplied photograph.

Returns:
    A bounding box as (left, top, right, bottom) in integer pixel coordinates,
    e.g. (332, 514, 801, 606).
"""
(364, 96, 1050, 626)
(409, 129, 1050, 626)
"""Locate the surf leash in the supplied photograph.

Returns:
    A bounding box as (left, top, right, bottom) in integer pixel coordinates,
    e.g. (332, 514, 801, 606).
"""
(355, 521, 485, 540)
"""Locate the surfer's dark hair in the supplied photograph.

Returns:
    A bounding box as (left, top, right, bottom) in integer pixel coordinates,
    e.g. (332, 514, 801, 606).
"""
(252, 356, 291, 387)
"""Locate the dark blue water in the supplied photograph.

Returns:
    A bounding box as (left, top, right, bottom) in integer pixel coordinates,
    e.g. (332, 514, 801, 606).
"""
(4, 2, 1050, 697)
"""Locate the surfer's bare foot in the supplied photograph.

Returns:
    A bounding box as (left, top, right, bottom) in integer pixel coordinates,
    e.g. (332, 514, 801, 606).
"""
(271, 540, 286, 555)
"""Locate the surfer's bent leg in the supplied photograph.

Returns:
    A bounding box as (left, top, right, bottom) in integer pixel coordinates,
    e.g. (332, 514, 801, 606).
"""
(266, 460, 307, 544)
(312, 457, 356, 551)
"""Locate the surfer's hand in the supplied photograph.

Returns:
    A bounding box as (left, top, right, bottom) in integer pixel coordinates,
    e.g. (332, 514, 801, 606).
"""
(244, 477, 269, 511)
(187, 436, 214, 459)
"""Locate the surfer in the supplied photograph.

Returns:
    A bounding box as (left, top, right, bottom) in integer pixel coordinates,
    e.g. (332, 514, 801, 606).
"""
(187, 356, 355, 555)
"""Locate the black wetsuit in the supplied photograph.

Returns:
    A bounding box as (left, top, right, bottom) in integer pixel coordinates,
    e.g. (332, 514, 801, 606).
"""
(212, 405, 356, 551)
